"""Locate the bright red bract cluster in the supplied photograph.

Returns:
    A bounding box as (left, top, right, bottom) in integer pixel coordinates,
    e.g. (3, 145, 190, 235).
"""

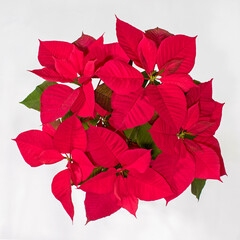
(15, 17, 226, 223)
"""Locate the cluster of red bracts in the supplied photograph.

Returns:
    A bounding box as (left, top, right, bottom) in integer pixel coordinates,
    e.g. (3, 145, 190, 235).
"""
(14, 17, 226, 223)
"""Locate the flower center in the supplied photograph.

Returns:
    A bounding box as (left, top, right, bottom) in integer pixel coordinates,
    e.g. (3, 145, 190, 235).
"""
(115, 164, 129, 178)
(116, 169, 129, 178)
(177, 128, 197, 140)
(177, 128, 186, 139)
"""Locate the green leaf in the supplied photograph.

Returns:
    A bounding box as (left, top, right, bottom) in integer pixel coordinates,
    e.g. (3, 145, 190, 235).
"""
(193, 79, 201, 85)
(62, 110, 74, 121)
(141, 71, 149, 79)
(136, 123, 161, 159)
(79, 166, 108, 185)
(20, 81, 57, 111)
(88, 118, 99, 126)
(184, 133, 197, 140)
(191, 178, 206, 200)
(124, 123, 161, 159)
(142, 79, 149, 88)
(124, 127, 139, 143)
(82, 122, 89, 130)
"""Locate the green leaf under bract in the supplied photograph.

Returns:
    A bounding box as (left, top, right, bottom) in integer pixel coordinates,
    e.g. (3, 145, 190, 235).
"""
(88, 118, 99, 126)
(124, 123, 161, 159)
(20, 81, 57, 111)
(193, 79, 201, 85)
(79, 166, 109, 185)
(62, 110, 74, 121)
(191, 178, 206, 200)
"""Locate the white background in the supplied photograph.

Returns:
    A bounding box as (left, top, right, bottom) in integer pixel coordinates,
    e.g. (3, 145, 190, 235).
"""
(1, 0, 240, 239)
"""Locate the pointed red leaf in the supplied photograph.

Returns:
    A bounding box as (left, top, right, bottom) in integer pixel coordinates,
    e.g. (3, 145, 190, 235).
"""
(31, 68, 69, 83)
(84, 192, 121, 223)
(84, 43, 129, 70)
(14, 130, 62, 167)
(70, 87, 86, 114)
(40, 84, 79, 124)
(103, 42, 129, 63)
(86, 126, 128, 167)
(188, 121, 214, 137)
(83, 60, 95, 78)
(53, 116, 87, 153)
(184, 139, 202, 152)
(199, 102, 224, 136)
(121, 195, 138, 216)
(115, 176, 138, 216)
(116, 17, 143, 67)
(70, 149, 94, 185)
(118, 149, 151, 173)
(137, 35, 157, 73)
(54, 58, 77, 80)
(42, 122, 57, 137)
(86, 35, 104, 55)
(150, 117, 178, 153)
(183, 102, 200, 130)
(199, 99, 216, 118)
(73, 33, 96, 53)
(38, 40, 74, 68)
(39, 149, 63, 164)
(80, 168, 116, 194)
(110, 88, 154, 130)
(152, 141, 195, 196)
(127, 168, 172, 201)
(186, 85, 200, 108)
(51, 169, 74, 221)
(69, 46, 84, 75)
(199, 79, 213, 100)
(194, 136, 226, 176)
(159, 59, 183, 77)
(76, 81, 95, 118)
(145, 84, 187, 131)
(145, 27, 173, 47)
(96, 59, 143, 94)
(160, 74, 196, 92)
(192, 142, 221, 180)
(157, 35, 196, 74)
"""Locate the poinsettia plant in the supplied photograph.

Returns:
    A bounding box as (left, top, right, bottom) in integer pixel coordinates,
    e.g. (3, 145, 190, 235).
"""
(14, 17, 226, 223)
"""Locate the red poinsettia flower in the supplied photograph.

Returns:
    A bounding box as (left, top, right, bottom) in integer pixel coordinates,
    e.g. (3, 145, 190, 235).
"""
(31, 33, 129, 124)
(116, 17, 196, 79)
(79, 125, 172, 221)
(97, 17, 197, 131)
(15, 116, 94, 220)
(150, 80, 225, 200)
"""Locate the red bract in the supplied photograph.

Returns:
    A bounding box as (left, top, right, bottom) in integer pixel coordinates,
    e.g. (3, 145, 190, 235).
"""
(86, 125, 128, 167)
(14, 130, 63, 167)
(145, 83, 187, 132)
(96, 59, 144, 95)
(52, 169, 74, 221)
(151, 143, 195, 201)
(109, 88, 154, 130)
